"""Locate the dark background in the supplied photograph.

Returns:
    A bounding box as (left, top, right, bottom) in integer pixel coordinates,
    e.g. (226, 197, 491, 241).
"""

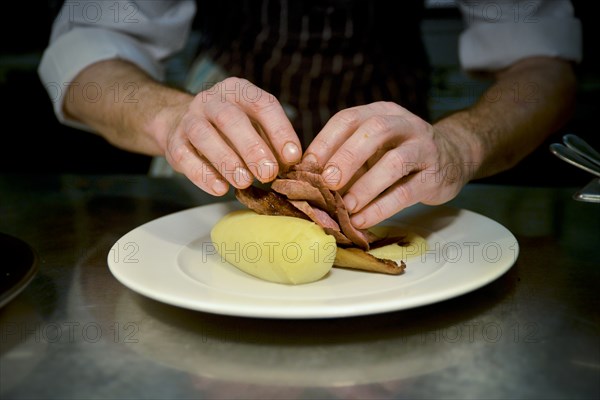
(1, 1, 598, 186)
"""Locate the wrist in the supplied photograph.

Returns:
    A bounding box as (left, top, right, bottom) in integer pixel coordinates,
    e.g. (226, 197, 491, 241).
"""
(141, 84, 193, 155)
(433, 111, 484, 184)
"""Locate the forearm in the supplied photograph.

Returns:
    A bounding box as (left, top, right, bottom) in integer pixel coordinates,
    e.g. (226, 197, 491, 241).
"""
(63, 59, 193, 156)
(434, 56, 577, 180)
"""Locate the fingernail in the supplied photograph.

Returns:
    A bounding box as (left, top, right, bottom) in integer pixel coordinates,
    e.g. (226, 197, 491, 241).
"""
(303, 153, 318, 164)
(351, 214, 365, 228)
(282, 142, 300, 163)
(344, 193, 357, 212)
(212, 179, 228, 195)
(234, 166, 252, 186)
(322, 164, 341, 186)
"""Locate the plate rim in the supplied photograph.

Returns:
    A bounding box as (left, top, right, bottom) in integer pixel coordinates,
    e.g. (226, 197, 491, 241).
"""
(107, 201, 519, 319)
(0, 233, 39, 308)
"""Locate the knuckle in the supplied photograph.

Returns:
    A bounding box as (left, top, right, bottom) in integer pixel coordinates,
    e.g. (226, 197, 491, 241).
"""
(334, 108, 361, 129)
(373, 101, 403, 114)
(369, 200, 390, 223)
(391, 184, 413, 207)
(266, 123, 293, 142)
(168, 143, 190, 166)
(335, 146, 358, 166)
(365, 115, 393, 136)
(242, 140, 265, 160)
(212, 104, 244, 129)
(382, 149, 406, 172)
(222, 76, 242, 85)
(219, 76, 245, 92)
(247, 89, 278, 111)
(183, 116, 214, 141)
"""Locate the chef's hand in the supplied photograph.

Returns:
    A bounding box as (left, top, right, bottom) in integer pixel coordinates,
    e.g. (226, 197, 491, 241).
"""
(304, 101, 476, 229)
(161, 77, 302, 195)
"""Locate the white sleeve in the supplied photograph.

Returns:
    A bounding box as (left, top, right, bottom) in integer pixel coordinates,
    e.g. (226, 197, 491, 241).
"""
(38, 0, 196, 127)
(456, 0, 582, 71)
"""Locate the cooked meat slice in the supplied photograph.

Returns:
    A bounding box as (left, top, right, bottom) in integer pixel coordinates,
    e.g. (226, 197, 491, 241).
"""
(334, 247, 405, 275)
(334, 192, 378, 250)
(234, 186, 309, 220)
(285, 170, 337, 215)
(288, 200, 353, 245)
(271, 179, 329, 210)
(288, 200, 339, 230)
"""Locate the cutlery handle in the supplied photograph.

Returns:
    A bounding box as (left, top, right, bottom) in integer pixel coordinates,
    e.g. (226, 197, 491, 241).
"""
(563, 134, 600, 167)
(550, 143, 600, 178)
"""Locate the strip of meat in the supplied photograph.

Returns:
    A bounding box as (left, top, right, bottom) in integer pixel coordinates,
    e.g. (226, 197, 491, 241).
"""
(285, 170, 337, 215)
(288, 200, 339, 230)
(271, 179, 329, 211)
(234, 186, 309, 220)
(334, 247, 405, 275)
(334, 192, 379, 250)
(288, 200, 353, 245)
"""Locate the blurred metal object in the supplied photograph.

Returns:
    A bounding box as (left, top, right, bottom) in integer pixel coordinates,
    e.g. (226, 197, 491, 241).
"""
(573, 178, 600, 203)
(550, 143, 600, 178)
(563, 134, 600, 168)
(550, 134, 600, 202)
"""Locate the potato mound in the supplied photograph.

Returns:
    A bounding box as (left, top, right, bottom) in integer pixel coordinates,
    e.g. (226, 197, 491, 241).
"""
(210, 210, 337, 284)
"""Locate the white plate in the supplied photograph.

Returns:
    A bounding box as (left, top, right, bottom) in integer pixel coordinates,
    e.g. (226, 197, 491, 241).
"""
(107, 202, 519, 319)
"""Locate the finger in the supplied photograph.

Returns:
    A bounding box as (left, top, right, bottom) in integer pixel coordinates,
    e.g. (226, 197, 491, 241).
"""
(223, 78, 302, 167)
(342, 144, 422, 213)
(305, 102, 408, 167)
(338, 150, 386, 194)
(322, 115, 411, 190)
(304, 106, 369, 168)
(349, 174, 422, 229)
(338, 163, 368, 195)
(181, 113, 254, 188)
(165, 138, 230, 196)
(202, 99, 279, 183)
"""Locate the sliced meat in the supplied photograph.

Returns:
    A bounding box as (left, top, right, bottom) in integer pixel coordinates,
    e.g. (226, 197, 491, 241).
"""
(289, 200, 353, 245)
(334, 247, 405, 275)
(334, 192, 378, 250)
(286, 170, 337, 215)
(234, 186, 309, 220)
(271, 179, 329, 210)
(288, 200, 339, 230)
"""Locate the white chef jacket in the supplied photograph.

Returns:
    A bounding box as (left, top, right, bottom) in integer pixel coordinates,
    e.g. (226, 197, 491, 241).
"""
(38, 0, 582, 131)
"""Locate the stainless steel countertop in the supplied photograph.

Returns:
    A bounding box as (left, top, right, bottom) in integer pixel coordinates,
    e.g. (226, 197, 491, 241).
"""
(1, 174, 599, 399)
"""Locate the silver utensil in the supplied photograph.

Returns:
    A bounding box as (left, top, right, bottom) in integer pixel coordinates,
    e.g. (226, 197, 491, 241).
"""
(549, 143, 600, 178)
(550, 134, 600, 203)
(562, 134, 600, 168)
(573, 178, 600, 202)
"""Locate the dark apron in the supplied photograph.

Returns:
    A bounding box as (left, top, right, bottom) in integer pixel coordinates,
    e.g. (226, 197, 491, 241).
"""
(193, 0, 431, 149)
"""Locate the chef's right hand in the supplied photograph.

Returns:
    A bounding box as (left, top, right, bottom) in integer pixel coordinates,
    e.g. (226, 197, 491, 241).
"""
(159, 77, 302, 195)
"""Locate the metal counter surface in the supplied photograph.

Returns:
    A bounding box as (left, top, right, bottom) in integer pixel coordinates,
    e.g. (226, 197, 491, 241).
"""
(0, 175, 598, 399)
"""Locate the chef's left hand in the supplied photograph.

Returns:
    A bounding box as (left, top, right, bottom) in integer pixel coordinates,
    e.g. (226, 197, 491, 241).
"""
(304, 101, 476, 229)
